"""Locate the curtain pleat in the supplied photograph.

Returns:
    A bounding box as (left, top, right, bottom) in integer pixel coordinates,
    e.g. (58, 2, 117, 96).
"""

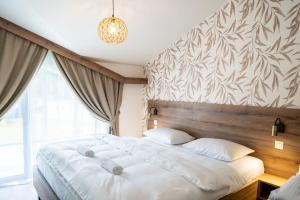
(53, 53, 123, 135)
(0, 28, 48, 118)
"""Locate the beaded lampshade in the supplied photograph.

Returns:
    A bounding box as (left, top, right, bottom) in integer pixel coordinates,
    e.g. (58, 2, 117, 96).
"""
(98, 0, 127, 44)
(98, 15, 128, 44)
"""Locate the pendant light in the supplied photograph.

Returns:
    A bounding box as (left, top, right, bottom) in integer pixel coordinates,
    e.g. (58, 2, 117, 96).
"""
(98, 0, 128, 44)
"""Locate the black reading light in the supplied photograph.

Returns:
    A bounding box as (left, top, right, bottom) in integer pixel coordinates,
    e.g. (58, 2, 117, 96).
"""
(272, 118, 285, 136)
(150, 107, 158, 116)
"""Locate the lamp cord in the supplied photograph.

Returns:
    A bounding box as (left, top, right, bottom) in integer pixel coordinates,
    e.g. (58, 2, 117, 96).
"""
(112, 0, 115, 17)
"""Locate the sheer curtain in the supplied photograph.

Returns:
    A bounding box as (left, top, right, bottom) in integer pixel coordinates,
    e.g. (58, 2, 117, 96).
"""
(28, 53, 110, 154)
(0, 52, 109, 181)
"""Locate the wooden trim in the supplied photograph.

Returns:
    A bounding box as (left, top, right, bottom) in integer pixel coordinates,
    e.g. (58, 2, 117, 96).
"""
(256, 174, 288, 200)
(220, 173, 288, 200)
(124, 77, 148, 84)
(0, 17, 123, 82)
(220, 179, 258, 200)
(258, 174, 288, 187)
(0, 17, 148, 84)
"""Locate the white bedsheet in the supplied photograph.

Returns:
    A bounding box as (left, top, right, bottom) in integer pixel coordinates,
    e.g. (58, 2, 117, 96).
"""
(36, 136, 264, 200)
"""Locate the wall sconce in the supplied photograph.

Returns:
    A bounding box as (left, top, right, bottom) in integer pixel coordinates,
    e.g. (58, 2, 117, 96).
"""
(272, 118, 285, 136)
(154, 119, 158, 129)
(149, 107, 158, 128)
(150, 107, 158, 117)
(296, 161, 300, 175)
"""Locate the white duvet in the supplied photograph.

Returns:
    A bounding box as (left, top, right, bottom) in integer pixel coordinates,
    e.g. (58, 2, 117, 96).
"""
(36, 135, 262, 200)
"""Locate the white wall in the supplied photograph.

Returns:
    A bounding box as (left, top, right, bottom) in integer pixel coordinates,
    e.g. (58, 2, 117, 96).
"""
(119, 84, 145, 137)
(98, 61, 145, 78)
(97, 61, 145, 137)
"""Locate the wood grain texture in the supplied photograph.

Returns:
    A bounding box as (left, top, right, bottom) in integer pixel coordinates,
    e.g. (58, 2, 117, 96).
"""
(258, 174, 287, 187)
(220, 181, 258, 200)
(0, 17, 148, 84)
(124, 77, 148, 84)
(148, 100, 300, 178)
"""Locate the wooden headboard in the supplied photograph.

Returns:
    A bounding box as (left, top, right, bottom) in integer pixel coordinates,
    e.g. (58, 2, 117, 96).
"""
(147, 100, 300, 178)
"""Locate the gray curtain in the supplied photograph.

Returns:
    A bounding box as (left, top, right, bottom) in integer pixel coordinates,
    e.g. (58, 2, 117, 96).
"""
(0, 28, 48, 119)
(53, 53, 123, 135)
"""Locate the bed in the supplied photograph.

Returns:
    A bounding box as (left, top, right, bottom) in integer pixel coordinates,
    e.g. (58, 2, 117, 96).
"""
(34, 135, 264, 200)
(34, 100, 300, 200)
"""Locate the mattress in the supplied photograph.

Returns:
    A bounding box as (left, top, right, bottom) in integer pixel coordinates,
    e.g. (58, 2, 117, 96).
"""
(36, 136, 264, 200)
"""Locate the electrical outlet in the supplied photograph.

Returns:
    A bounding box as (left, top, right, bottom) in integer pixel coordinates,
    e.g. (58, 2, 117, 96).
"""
(154, 120, 158, 125)
(275, 140, 284, 150)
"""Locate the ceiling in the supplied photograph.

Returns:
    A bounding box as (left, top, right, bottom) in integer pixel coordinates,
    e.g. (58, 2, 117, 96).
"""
(0, 0, 224, 66)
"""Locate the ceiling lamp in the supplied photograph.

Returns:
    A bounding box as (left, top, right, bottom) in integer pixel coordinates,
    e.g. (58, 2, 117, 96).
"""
(98, 0, 128, 44)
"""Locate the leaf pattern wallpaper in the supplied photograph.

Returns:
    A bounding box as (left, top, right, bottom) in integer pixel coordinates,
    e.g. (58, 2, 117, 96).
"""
(144, 0, 300, 109)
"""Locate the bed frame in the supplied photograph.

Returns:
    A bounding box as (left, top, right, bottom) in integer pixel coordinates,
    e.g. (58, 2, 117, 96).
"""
(33, 164, 258, 200)
(33, 100, 300, 200)
(33, 167, 59, 200)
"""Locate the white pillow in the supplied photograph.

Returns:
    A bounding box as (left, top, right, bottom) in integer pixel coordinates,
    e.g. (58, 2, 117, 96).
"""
(182, 138, 254, 161)
(269, 174, 300, 200)
(143, 128, 194, 145)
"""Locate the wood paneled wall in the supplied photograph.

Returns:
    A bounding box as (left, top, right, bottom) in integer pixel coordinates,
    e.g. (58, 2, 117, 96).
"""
(147, 100, 300, 178)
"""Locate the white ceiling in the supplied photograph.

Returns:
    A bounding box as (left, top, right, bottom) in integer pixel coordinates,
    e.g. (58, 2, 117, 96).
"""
(0, 0, 224, 65)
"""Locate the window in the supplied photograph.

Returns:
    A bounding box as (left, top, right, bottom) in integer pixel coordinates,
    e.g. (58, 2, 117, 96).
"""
(0, 98, 25, 181)
(0, 52, 109, 184)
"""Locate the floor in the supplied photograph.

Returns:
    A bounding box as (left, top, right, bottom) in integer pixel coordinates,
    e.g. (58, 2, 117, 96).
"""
(0, 183, 37, 200)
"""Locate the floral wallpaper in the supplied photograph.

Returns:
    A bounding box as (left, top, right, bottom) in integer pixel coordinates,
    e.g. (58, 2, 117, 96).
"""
(144, 0, 300, 108)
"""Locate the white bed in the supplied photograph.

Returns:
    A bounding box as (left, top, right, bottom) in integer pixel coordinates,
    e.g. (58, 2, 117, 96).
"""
(36, 135, 264, 200)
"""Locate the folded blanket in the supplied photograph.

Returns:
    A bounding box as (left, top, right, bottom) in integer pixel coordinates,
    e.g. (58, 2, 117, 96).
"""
(77, 145, 94, 157)
(101, 160, 123, 175)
